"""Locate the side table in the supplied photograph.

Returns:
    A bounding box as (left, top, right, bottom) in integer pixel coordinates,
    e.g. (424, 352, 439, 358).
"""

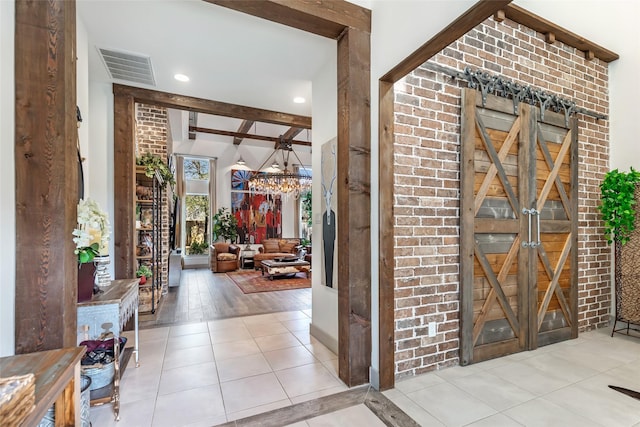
(77, 278, 140, 421)
(241, 250, 255, 269)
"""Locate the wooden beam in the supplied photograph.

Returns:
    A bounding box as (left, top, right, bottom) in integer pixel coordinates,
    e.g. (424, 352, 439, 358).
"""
(381, 0, 513, 83)
(545, 32, 556, 44)
(190, 126, 312, 147)
(337, 27, 371, 387)
(14, 0, 77, 352)
(113, 84, 312, 129)
(494, 9, 506, 22)
(233, 120, 255, 145)
(282, 126, 304, 142)
(503, 3, 618, 62)
(113, 92, 136, 280)
(377, 80, 395, 390)
(207, 0, 371, 39)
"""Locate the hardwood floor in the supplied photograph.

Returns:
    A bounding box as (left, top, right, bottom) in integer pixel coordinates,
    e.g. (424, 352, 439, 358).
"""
(139, 268, 312, 328)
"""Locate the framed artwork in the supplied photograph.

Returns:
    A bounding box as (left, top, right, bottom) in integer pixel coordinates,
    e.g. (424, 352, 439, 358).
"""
(321, 139, 337, 288)
(231, 169, 282, 244)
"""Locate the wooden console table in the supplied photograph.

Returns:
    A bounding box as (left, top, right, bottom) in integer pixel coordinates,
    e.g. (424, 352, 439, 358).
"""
(77, 278, 140, 421)
(0, 347, 85, 426)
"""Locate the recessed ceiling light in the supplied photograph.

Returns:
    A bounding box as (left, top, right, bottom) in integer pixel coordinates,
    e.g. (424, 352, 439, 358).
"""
(174, 73, 190, 82)
(293, 97, 306, 104)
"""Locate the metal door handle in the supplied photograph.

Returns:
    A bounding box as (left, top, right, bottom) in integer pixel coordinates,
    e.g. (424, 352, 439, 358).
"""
(531, 208, 540, 248)
(522, 208, 532, 248)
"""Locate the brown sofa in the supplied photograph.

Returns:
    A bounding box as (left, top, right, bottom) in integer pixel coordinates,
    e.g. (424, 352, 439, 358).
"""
(210, 242, 240, 273)
(253, 238, 300, 268)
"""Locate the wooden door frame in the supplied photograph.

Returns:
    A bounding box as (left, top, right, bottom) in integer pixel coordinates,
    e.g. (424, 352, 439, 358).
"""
(114, 0, 372, 387)
(378, 0, 513, 390)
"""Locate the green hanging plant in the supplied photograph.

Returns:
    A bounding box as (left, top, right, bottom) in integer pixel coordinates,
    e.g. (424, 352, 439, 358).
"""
(598, 168, 640, 245)
(136, 152, 175, 188)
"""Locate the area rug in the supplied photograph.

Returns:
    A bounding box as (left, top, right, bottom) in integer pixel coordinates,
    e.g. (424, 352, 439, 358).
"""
(227, 269, 311, 294)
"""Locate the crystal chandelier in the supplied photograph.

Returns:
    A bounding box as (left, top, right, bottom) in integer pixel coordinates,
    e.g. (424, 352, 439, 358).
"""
(249, 139, 311, 199)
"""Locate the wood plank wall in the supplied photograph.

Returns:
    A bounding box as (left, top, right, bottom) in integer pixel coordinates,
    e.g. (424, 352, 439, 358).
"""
(14, 0, 78, 352)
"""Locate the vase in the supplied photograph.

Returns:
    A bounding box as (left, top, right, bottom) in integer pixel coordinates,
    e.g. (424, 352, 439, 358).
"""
(78, 262, 96, 302)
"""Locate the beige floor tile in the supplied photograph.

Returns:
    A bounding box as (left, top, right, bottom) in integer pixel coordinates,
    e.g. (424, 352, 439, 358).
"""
(264, 345, 317, 371)
(382, 392, 445, 427)
(503, 397, 604, 427)
(165, 332, 211, 351)
(255, 331, 302, 352)
(152, 385, 225, 427)
(182, 415, 228, 427)
(217, 352, 272, 382)
(91, 397, 155, 427)
(451, 370, 536, 411)
(209, 325, 253, 344)
(434, 363, 483, 381)
(137, 326, 170, 343)
(158, 361, 219, 395)
(276, 362, 342, 398)
(304, 340, 337, 362)
(212, 338, 260, 360)
(284, 422, 310, 427)
(281, 317, 311, 332)
(246, 321, 290, 337)
(119, 364, 161, 405)
(306, 404, 387, 427)
(520, 352, 599, 383)
(275, 311, 309, 321)
(465, 413, 524, 426)
(242, 313, 282, 325)
(289, 384, 349, 404)
(406, 382, 496, 426)
(291, 328, 312, 345)
(487, 359, 571, 395)
(207, 317, 246, 331)
(162, 343, 214, 371)
(219, 372, 289, 414)
(395, 372, 445, 394)
(168, 321, 209, 337)
(226, 398, 292, 421)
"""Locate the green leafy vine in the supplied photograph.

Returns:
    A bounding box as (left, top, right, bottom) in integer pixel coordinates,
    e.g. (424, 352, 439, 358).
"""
(598, 168, 640, 245)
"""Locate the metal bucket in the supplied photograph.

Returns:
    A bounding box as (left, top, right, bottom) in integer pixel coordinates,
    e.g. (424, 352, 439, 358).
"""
(38, 374, 92, 427)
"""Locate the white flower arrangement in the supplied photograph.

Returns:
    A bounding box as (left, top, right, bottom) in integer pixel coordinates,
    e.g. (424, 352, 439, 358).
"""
(73, 198, 110, 263)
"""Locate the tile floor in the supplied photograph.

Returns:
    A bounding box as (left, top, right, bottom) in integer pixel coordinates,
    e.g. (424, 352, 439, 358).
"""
(384, 327, 640, 427)
(90, 314, 640, 427)
(91, 310, 350, 427)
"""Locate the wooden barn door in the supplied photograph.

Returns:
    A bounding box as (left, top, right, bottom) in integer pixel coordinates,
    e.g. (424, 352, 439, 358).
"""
(460, 88, 578, 365)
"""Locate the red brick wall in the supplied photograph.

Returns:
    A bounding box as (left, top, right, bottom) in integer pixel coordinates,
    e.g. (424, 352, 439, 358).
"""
(393, 17, 610, 379)
(136, 103, 170, 294)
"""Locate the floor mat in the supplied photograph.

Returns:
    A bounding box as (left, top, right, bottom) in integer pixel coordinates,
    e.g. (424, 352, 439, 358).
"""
(226, 269, 311, 293)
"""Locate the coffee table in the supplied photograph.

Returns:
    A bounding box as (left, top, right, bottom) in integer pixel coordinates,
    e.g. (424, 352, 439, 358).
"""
(261, 259, 310, 280)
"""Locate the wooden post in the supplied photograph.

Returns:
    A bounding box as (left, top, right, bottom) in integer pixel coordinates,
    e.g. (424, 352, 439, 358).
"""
(337, 27, 372, 387)
(14, 0, 78, 352)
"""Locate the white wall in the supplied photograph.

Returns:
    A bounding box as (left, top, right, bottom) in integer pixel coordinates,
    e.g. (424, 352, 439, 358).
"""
(310, 49, 339, 352)
(0, 0, 15, 357)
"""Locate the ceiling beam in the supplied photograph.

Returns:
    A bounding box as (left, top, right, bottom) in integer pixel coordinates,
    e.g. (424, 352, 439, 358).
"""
(206, 0, 371, 39)
(282, 126, 304, 141)
(190, 126, 312, 147)
(233, 120, 255, 145)
(113, 84, 312, 129)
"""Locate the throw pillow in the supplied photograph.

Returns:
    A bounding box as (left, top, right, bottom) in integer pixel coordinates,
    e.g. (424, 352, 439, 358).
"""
(279, 241, 298, 253)
(217, 252, 237, 261)
(263, 240, 280, 253)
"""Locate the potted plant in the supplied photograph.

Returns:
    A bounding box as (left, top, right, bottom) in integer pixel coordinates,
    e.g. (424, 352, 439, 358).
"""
(73, 198, 111, 302)
(212, 207, 238, 242)
(136, 264, 153, 285)
(136, 152, 175, 188)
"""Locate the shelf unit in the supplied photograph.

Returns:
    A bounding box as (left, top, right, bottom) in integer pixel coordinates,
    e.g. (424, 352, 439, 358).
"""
(135, 166, 164, 313)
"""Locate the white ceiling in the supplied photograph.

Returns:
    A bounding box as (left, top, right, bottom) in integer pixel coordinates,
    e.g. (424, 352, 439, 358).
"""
(77, 0, 337, 139)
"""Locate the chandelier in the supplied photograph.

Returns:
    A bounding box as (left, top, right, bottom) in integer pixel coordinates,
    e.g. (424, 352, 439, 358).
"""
(249, 139, 311, 199)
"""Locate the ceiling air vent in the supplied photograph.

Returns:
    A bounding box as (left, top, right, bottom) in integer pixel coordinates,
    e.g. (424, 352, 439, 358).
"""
(98, 47, 156, 86)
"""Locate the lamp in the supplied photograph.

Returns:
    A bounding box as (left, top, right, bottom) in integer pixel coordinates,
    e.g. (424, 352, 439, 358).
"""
(249, 138, 311, 199)
(236, 156, 246, 166)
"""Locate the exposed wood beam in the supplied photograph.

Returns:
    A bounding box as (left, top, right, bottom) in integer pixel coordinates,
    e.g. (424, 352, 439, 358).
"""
(188, 111, 198, 140)
(233, 120, 255, 145)
(113, 84, 312, 129)
(190, 126, 312, 147)
(282, 126, 304, 141)
(381, 0, 513, 83)
(207, 0, 371, 39)
(503, 3, 618, 62)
